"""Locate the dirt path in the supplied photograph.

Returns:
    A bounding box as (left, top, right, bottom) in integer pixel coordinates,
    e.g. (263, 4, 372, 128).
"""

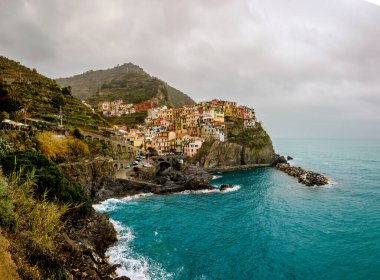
(0, 232, 20, 280)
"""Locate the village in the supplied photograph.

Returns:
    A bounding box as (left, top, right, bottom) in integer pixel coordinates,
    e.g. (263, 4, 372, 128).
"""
(97, 99, 257, 156)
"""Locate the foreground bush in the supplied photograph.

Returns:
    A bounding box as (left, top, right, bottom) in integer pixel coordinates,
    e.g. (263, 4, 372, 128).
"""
(0, 171, 67, 279)
(0, 151, 92, 216)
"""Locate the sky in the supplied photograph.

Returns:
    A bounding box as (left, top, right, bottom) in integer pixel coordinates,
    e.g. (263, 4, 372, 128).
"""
(0, 0, 379, 138)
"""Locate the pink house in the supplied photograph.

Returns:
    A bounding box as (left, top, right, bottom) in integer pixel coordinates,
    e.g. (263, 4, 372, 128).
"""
(183, 137, 204, 157)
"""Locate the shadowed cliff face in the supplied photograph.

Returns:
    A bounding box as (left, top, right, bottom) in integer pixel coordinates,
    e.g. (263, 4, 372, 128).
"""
(193, 122, 278, 170)
(194, 140, 277, 170)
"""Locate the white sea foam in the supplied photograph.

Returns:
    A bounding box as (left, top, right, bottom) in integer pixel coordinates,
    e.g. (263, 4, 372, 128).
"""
(179, 185, 241, 195)
(220, 185, 241, 193)
(107, 219, 173, 280)
(179, 189, 219, 195)
(93, 193, 154, 212)
(121, 193, 154, 201)
(93, 198, 122, 212)
(324, 179, 338, 188)
(212, 175, 222, 180)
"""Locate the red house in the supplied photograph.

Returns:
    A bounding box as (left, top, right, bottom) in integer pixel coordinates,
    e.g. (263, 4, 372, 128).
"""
(134, 101, 153, 112)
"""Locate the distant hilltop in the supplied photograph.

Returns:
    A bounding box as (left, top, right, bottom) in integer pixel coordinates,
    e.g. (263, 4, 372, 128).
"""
(56, 63, 195, 108)
(0, 55, 109, 130)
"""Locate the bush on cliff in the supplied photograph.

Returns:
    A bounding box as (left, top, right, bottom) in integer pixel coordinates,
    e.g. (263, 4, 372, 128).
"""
(227, 121, 271, 150)
(36, 131, 90, 162)
(0, 151, 92, 216)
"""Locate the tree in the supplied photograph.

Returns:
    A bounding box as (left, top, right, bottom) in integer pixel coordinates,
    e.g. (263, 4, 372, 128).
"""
(0, 96, 21, 113)
(72, 127, 84, 139)
(51, 94, 65, 109)
(62, 86, 72, 96)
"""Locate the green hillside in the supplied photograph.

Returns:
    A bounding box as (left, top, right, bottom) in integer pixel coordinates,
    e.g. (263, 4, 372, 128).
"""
(56, 63, 195, 108)
(0, 56, 109, 130)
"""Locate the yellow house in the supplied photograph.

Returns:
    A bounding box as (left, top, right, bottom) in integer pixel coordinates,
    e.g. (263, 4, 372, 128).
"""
(224, 108, 233, 117)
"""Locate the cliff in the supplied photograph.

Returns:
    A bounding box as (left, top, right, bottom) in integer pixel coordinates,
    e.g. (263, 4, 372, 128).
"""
(193, 121, 282, 171)
(59, 159, 116, 199)
(60, 160, 215, 202)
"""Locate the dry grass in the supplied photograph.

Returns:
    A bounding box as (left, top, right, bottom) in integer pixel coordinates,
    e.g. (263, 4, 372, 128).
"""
(1, 170, 68, 279)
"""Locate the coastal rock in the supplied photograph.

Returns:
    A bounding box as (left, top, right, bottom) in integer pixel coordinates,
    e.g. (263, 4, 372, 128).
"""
(220, 184, 234, 192)
(287, 156, 294, 160)
(276, 163, 329, 186)
(60, 212, 130, 280)
(154, 165, 215, 194)
(60, 159, 115, 198)
(274, 155, 287, 164)
(202, 141, 243, 169)
(193, 139, 279, 171)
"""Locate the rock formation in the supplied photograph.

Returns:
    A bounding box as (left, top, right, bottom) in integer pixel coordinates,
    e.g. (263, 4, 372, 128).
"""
(192, 122, 284, 171)
(276, 163, 329, 186)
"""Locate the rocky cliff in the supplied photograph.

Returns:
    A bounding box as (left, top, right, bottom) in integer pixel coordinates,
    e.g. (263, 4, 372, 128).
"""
(59, 159, 115, 199)
(193, 121, 282, 171)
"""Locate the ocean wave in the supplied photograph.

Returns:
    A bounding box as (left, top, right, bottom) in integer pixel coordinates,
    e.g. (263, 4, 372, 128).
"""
(179, 185, 241, 195)
(93, 198, 123, 212)
(93, 193, 154, 213)
(107, 219, 172, 280)
(211, 175, 222, 180)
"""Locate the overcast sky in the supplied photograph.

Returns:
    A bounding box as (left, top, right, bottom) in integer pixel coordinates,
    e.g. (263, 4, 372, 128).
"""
(1, 0, 379, 138)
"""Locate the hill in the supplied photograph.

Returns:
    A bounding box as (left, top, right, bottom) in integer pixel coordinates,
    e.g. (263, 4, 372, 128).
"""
(56, 63, 195, 108)
(0, 56, 109, 130)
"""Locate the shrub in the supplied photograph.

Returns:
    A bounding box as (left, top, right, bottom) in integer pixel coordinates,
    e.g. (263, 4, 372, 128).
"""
(0, 177, 16, 230)
(0, 137, 13, 156)
(0, 111, 10, 121)
(5, 170, 68, 279)
(36, 131, 68, 161)
(0, 151, 92, 216)
(67, 137, 90, 160)
(72, 127, 84, 139)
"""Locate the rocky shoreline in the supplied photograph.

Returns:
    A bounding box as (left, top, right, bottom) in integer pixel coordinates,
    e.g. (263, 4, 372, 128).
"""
(61, 212, 130, 280)
(60, 158, 329, 279)
(276, 163, 329, 186)
(205, 163, 272, 173)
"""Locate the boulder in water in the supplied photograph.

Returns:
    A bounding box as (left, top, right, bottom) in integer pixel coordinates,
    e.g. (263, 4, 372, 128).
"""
(220, 184, 234, 192)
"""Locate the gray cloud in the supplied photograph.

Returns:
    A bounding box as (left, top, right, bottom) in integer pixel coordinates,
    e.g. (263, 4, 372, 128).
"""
(1, 0, 379, 138)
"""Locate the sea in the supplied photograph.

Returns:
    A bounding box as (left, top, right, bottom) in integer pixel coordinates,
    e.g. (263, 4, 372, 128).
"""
(93, 139, 380, 280)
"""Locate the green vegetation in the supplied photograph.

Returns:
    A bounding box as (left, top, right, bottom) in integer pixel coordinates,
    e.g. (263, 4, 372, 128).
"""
(0, 56, 110, 130)
(0, 151, 92, 216)
(0, 171, 67, 279)
(227, 120, 271, 150)
(0, 131, 37, 152)
(84, 138, 114, 157)
(56, 62, 195, 108)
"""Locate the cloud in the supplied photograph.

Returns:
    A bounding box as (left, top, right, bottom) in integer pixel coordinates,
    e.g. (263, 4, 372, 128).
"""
(0, 0, 379, 138)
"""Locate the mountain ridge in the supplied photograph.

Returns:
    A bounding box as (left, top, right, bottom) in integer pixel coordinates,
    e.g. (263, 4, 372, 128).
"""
(0, 55, 110, 130)
(56, 62, 195, 108)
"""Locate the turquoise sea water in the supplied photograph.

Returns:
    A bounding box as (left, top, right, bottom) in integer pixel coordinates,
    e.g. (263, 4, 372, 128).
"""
(94, 139, 380, 279)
